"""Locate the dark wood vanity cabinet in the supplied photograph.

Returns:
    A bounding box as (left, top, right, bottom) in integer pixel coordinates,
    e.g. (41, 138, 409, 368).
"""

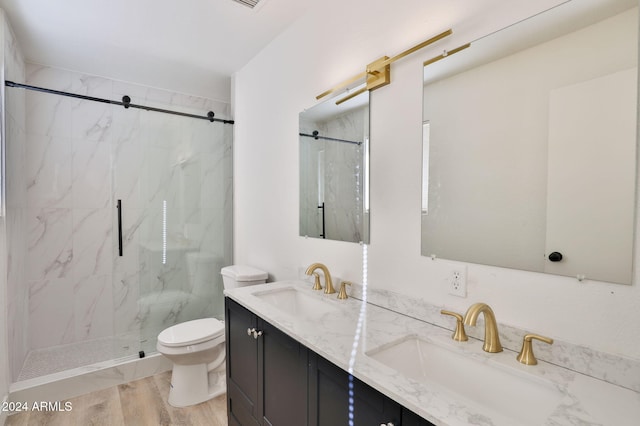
(261, 319, 308, 425)
(308, 354, 402, 425)
(225, 297, 435, 426)
(226, 296, 260, 425)
(226, 298, 307, 426)
(402, 408, 436, 426)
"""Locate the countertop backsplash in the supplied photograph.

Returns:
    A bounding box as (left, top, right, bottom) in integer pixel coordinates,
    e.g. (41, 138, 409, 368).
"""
(341, 280, 640, 393)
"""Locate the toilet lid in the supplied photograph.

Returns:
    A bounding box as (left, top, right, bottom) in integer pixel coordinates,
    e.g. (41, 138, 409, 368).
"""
(157, 318, 224, 347)
(221, 265, 268, 282)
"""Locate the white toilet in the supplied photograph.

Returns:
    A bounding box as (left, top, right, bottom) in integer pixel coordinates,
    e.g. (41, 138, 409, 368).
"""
(156, 264, 268, 407)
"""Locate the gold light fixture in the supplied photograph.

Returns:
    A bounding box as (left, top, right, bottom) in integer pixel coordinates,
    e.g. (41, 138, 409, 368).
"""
(335, 87, 367, 106)
(317, 29, 454, 104)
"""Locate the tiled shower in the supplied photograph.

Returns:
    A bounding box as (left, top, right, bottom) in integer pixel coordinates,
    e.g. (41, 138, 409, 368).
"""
(1, 13, 233, 383)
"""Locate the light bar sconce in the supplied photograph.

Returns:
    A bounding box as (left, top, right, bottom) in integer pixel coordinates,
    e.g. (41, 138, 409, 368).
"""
(317, 29, 453, 104)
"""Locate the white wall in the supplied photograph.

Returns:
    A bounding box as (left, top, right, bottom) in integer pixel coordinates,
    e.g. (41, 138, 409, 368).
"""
(234, 0, 640, 359)
(0, 30, 8, 416)
(0, 218, 9, 415)
(1, 6, 26, 393)
(1, 6, 23, 413)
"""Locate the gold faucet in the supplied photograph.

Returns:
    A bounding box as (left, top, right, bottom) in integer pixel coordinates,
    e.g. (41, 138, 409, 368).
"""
(310, 272, 323, 290)
(441, 310, 468, 342)
(337, 281, 352, 299)
(464, 303, 503, 353)
(517, 334, 553, 365)
(305, 263, 336, 294)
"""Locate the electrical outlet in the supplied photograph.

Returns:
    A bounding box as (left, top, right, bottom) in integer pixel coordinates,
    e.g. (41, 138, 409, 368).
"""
(448, 266, 467, 297)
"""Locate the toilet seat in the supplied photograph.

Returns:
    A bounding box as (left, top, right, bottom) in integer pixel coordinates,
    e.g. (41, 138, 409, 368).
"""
(158, 318, 224, 347)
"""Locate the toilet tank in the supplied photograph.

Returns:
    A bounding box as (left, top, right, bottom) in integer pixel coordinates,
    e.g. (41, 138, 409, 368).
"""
(221, 265, 268, 289)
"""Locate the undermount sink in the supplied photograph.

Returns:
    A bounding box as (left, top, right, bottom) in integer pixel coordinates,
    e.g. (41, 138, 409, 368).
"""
(366, 335, 564, 425)
(252, 287, 338, 320)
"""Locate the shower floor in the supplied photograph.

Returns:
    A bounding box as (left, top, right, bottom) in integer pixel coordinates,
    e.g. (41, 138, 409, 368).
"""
(17, 334, 143, 382)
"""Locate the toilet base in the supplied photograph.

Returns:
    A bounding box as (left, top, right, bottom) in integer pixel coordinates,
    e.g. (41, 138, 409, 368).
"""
(168, 363, 226, 407)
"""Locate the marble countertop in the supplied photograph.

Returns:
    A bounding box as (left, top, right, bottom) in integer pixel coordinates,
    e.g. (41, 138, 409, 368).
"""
(224, 281, 640, 426)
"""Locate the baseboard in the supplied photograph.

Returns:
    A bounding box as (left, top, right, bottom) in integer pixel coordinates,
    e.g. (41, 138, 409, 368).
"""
(8, 353, 171, 407)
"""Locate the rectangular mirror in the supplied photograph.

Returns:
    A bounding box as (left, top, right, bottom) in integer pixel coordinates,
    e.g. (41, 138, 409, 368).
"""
(422, 0, 638, 284)
(300, 90, 370, 243)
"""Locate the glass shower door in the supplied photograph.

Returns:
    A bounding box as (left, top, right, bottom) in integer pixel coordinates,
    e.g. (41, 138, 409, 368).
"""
(112, 101, 233, 358)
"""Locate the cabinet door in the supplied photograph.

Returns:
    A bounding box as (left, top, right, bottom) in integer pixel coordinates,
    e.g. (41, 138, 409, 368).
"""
(309, 354, 401, 426)
(226, 298, 260, 425)
(260, 319, 308, 426)
(402, 408, 436, 426)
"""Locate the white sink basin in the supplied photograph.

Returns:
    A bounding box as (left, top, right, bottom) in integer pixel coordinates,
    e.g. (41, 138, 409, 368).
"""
(366, 335, 564, 425)
(252, 287, 338, 320)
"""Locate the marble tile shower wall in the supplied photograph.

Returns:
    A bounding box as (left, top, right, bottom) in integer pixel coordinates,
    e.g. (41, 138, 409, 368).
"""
(23, 64, 232, 357)
(2, 12, 27, 382)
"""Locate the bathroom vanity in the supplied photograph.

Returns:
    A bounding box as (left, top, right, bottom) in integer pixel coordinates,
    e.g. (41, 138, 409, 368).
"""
(225, 298, 308, 425)
(225, 297, 429, 426)
(225, 281, 640, 425)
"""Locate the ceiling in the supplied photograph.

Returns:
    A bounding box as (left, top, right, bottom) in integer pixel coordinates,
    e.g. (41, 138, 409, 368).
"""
(0, 0, 311, 100)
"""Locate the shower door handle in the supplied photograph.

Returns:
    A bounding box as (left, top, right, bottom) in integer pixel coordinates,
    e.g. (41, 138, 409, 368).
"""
(117, 199, 123, 256)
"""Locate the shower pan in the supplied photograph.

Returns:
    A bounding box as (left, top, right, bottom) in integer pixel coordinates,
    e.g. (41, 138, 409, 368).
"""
(4, 66, 233, 384)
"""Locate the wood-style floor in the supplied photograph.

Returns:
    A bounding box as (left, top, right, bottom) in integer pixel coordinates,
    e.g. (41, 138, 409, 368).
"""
(5, 371, 228, 426)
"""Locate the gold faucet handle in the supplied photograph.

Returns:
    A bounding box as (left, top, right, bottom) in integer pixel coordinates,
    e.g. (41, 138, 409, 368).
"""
(311, 272, 323, 290)
(337, 281, 352, 299)
(440, 310, 468, 342)
(517, 333, 554, 365)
